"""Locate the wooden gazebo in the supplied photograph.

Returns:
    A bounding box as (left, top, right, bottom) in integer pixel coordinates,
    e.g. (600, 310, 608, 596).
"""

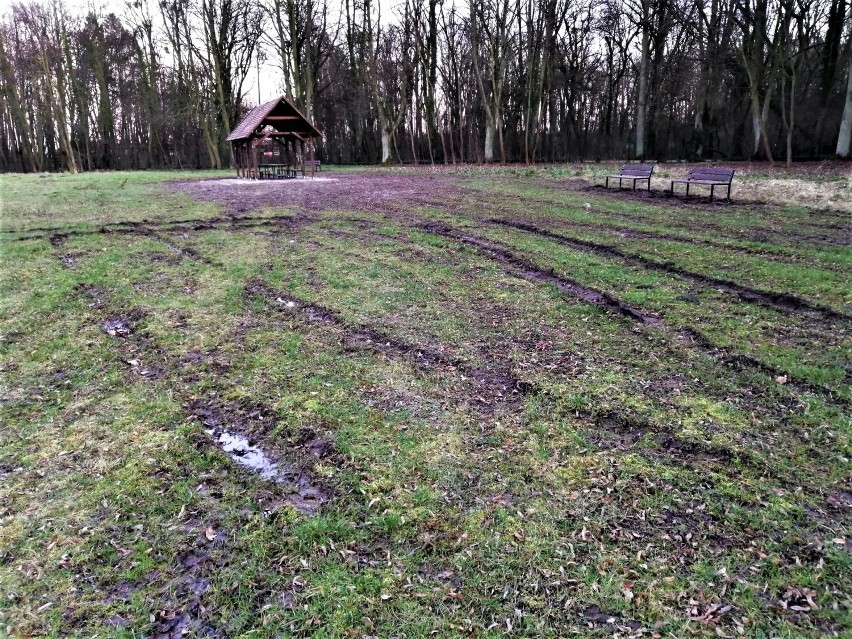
(227, 95, 322, 179)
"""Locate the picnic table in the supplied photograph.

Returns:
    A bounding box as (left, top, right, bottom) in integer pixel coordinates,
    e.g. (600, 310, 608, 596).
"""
(257, 163, 301, 179)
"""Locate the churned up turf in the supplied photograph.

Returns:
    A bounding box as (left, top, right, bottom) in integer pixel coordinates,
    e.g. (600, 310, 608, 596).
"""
(0, 165, 850, 638)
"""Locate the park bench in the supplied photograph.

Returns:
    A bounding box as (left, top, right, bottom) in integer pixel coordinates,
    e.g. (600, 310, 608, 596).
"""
(670, 167, 734, 202)
(604, 164, 655, 191)
(306, 160, 321, 172)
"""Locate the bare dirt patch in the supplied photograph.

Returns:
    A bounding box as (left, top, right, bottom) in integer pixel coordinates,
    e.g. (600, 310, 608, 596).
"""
(168, 172, 463, 215)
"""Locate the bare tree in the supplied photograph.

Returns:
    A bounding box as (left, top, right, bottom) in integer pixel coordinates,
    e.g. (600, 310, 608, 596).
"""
(200, 0, 263, 164)
(471, 0, 516, 162)
(835, 3, 852, 156)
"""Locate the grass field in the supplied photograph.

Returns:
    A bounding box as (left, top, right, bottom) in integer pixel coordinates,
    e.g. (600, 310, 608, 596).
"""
(0, 164, 850, 638)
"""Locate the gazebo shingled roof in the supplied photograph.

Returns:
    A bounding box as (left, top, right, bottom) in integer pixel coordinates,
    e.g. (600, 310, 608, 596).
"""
(227, 95, 322, 141)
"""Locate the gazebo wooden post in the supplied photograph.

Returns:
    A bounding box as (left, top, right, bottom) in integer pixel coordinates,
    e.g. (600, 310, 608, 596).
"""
(252, 139, 258, 179)
(309, 139, 316, 177)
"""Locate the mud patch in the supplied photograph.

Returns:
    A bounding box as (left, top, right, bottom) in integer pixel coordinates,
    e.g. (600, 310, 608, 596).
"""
(582, 604, 643, 631)
(146, 229, 218, 266)
(124, 357, 165, 379)
(74, 283, 108, 309)
(102, 316, 135, 337)
(206, 430, 282, 481)
(188, 399, 332, 515)
(587, 413, 650, 450)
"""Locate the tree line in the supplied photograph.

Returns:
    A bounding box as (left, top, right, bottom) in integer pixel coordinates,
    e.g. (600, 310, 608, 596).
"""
(0, 0, 851, 173)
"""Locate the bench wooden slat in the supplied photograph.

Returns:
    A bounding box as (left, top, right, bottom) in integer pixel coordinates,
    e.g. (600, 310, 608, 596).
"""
(604, 164, 654, 191)
(687, 168, 734, 174)
(671, 166, 734, 201)
(605, 173, 652, 178)
(687, 173, 734, 180)
(687, 169, 734, 178)
(672, 178, 730, 184)
(620, 165, 654, 175)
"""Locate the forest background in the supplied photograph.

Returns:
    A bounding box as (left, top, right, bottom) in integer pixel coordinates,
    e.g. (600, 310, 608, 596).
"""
(0, 0, 851, 172)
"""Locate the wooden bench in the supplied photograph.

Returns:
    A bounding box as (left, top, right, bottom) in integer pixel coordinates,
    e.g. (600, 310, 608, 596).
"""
(604, 164, 655, 191)
(306, 160, 321, 172)
(670, 167, 734, 202)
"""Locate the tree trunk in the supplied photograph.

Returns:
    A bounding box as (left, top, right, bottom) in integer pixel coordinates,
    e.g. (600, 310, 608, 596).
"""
(636, 0, 650, 159)
(836, 43, 852, 157)
(381, 129, 392, 163)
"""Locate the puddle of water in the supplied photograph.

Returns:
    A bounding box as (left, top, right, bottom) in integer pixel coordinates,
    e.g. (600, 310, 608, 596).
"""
(200, 414, 331, 515)
(205, 429, 281, 481)
(102, 318, 132, 337)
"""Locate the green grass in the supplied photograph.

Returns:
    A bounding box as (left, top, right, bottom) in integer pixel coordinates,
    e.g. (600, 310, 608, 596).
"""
(0, 167, 849, 637)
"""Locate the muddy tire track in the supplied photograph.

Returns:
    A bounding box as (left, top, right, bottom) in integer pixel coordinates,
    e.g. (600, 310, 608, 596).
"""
(13, 212, 307, 244)
(69, 283, 336, 516)
(420, 222, 661, 325)
(492, 219, 851, 324)
(580, 408, 846, 510)
(243, 272, 843, 528)
(412, 222, 845, 407)
(442, 197, 849, 273)
(186, 398, 333, 515)
(678, 327, 849, 407)
(137, 228, 220, 267)
(318, 223, 847, 414)
(244, 278, 532, 408)
(471, 186, 851, 248)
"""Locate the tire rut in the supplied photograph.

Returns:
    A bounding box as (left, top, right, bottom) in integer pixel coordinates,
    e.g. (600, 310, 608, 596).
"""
(244, 278, 532, 408)
(14, 212, 305, 244)
(70, 283, 335, 515)
(678, 327, 849, 408)
(420, 222, 662, 325)
(492, 218, 851, 324)
(413, 221, 844, 407)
